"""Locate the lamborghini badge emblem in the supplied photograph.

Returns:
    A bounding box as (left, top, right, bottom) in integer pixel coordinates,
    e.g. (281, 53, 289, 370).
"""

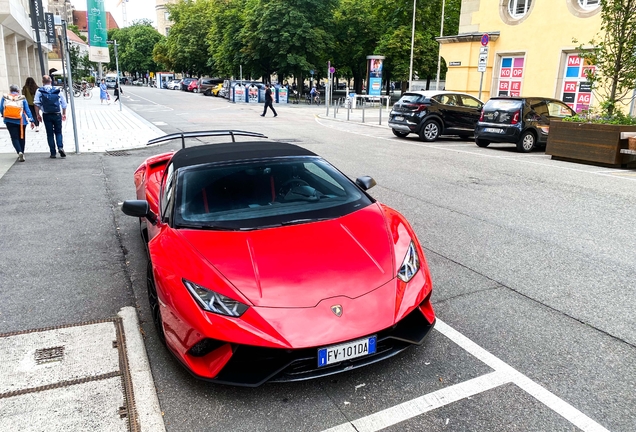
(331, 305, 343, 317)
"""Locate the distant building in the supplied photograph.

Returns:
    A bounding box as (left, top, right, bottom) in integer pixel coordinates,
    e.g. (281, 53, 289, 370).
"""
(438, 0, 604, 112)
(47, 0, 74, 24)
(0, 0, 49, 91)
(155, 0, 175, 36)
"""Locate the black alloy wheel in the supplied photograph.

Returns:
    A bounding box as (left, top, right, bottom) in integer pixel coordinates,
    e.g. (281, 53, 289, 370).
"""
(147, 261, 166, 345)
(419, 119, 441, 142)
(516, 130, 536, 153)
(476, 139, 490, 148)
(392, 129, 409, 138)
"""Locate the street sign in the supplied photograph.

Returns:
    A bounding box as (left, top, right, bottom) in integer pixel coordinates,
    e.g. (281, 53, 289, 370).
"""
(478, 53, 488, 72)
(480, 46, 489, 55)
(481, 33, 489, 46)
(329, 67, 335, 74)
(310, 69, 314, 75)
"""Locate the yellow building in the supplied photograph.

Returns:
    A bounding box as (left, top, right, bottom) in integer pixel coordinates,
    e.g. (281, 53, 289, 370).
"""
(439, 0, 603, 112)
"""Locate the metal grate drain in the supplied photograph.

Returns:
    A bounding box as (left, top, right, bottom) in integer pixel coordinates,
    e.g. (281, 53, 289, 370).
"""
(105, 150, 131, 156)
(34, 346, 65, 364)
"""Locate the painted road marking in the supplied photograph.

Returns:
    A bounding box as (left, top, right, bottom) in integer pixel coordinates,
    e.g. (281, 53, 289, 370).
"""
(323, 319, 609, 432)
(315, 117, 636, 182)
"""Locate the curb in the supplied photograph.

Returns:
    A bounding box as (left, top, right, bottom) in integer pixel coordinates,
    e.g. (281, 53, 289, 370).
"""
(118, 307, 166, 432)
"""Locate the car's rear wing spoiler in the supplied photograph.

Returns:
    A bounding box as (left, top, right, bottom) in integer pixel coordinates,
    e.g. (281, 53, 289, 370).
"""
(147, 130, 268, 149)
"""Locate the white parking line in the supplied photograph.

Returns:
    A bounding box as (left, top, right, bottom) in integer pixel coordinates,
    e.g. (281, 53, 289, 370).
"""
(322, 319, 609, 432)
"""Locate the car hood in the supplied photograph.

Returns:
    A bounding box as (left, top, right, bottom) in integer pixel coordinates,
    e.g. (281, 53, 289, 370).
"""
(178, 204, 394, 308)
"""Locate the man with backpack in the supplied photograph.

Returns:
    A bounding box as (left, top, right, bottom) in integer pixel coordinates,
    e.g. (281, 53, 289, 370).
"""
(34, 75, 68, 158)
(1, 84, 35, 162)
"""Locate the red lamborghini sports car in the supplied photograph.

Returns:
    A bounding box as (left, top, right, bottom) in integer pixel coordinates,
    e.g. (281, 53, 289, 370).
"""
(121, 131, 435, 386)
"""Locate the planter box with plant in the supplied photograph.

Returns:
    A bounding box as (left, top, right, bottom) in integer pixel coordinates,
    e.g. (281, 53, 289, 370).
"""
(545, 0, 636, 167)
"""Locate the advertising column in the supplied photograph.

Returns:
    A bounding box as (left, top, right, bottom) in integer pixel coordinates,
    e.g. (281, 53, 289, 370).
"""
(87, 0, 110, 63)
(366, 55, 385, 97)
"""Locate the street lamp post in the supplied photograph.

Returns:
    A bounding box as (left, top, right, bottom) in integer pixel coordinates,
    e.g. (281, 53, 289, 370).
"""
(408, 0, 416, 91)
(107, 40, 122, 111)
(61, 20, 80, 154)
(435, 0, 446, 91)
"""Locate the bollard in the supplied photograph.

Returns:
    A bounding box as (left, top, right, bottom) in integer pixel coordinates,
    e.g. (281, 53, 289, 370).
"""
(379, 102, 382, 125)
(362, 100, 365, 123)
(347, 103, 350, 121)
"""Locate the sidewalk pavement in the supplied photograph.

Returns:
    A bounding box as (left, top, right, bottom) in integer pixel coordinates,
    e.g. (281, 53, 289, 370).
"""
(0, 87, 163, 155)
(317, 103, 393, 129)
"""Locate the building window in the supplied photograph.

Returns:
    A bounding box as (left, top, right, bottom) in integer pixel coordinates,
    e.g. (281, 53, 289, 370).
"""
(578, 0, 600, 10)
(497, 56, 525, 97)
(560, 54, 595, 113)
(165, 27, 171, 36)
(508, 0, 532, 18)
(164, 12, 170, 21)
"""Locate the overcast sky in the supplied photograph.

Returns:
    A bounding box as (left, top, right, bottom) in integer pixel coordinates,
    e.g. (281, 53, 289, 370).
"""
(70, 0, 157, 28)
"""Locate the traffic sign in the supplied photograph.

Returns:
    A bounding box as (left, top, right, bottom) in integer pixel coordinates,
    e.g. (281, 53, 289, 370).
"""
(310, 69, 314, 75)
(478, 53, 488, 72)
(481, 33, 489, 46)
(329, 67, 335, 74)
(480, 46, 489, 55)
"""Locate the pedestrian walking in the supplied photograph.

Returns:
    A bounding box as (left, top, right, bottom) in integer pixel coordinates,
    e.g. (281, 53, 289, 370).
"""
(99, 79, 110, 105)
(113, 82, 122, 102)
(260, 84, 277, 117)
(22, 77, 40, 132)
(1, 84, 35, 162)
(34, 75, 68, 159)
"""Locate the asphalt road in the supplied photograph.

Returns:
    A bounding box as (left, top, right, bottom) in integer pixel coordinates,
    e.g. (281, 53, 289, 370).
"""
(2, 85, 633, 431)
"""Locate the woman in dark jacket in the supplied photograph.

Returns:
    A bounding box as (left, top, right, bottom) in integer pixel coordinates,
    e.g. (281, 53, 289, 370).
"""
(22, 77, 40, 132)
(114, 82, 123, 102)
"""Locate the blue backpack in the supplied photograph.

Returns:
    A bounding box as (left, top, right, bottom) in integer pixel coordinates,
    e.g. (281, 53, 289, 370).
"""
(39, 87, 61, 113)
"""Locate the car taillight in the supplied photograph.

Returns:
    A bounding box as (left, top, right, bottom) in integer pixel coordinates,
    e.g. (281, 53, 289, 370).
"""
(479, 109, 484, 121)
(415, 104, 427, 113)
(511, 111, 520, 124)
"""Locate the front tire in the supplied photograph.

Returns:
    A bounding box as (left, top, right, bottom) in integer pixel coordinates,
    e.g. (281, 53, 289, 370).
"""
(516, 131, 536, 153)
(419, 119, 441, 142)
(193, 88, 199, 93)
(392, 129, 409, 138)
(476, 139, 490, 148)
(147, 261, 166, 345)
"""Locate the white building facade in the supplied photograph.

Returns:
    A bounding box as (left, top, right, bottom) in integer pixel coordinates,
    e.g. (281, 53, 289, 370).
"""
(0, 0, 49, 92)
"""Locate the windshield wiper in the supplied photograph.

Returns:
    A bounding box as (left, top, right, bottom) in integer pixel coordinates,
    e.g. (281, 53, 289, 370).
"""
(178, 223, 239, 231)
(281, 217, 332, 226)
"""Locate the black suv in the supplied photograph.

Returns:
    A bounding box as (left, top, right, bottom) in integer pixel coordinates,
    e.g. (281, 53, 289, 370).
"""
(388, 91, 484, 142)
(474, 97, 575, 152)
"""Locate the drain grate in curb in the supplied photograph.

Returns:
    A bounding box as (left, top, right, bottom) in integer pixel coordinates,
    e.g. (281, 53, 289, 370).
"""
(34, 346, 65, 364)
(106, 150, 131, 156)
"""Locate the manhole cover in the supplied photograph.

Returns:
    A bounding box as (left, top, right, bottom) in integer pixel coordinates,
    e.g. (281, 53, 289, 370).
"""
(105, 150, 131, 156)
(34, 346, 65, 364)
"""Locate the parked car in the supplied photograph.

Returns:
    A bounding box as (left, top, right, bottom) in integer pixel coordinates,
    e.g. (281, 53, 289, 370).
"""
(120, 130, 435, 386)
(166, 79, 181, 90)
(188, 80, 199, 92)
(474, 97, 576, 152)
(209, 83, 224, 97)
(198, 77, 224, 95)
(180, 77, 197, 91)
(388, 91, 484, 142)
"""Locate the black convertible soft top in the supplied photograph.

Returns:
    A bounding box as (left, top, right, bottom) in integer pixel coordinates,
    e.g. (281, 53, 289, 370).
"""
(170, 141, 317, 169)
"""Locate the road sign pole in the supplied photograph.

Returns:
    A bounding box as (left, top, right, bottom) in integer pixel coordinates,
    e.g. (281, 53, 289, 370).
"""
(479, 72, 484, 100)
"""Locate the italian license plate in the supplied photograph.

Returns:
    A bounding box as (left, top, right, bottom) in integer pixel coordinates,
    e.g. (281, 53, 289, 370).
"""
(394, 116, 404, 121)
(318, 336, 377, 367)
(484, 127, 503, 134)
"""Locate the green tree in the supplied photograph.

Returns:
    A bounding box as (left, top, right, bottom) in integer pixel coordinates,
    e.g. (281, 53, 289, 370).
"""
(165, 0, 215, 76)
(207, 0, 248, 78)
(578, 0, 636, 116)
(108, 20, 164, 76)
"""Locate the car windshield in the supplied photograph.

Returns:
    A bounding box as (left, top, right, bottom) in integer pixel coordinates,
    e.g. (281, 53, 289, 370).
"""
(484, 99, 523, 112)
(174, 157, 372, 230)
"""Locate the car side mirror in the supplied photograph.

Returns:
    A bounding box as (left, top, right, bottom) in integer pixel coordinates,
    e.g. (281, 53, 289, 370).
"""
(121, 200, 157, 225)
(356, 176, 377, 191)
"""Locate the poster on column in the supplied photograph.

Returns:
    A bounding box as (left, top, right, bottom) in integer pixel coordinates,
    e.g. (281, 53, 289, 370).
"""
(87, 0, 110, 63)
(367, 55, 384, 96)
(278, 87, 288, 104)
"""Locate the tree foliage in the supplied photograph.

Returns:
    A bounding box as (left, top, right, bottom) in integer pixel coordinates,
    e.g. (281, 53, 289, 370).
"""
(108, 20, 164, 76)
(137, 0, 460, 90)
(578, 0, 636, 116)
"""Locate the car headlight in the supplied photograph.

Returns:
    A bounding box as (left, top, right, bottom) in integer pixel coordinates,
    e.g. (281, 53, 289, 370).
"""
(397, 241, 420, 282)
(183, 279, 248, 317)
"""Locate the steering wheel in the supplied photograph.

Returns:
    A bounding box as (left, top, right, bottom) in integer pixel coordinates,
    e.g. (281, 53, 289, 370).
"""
(280, 178, 310, 195)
